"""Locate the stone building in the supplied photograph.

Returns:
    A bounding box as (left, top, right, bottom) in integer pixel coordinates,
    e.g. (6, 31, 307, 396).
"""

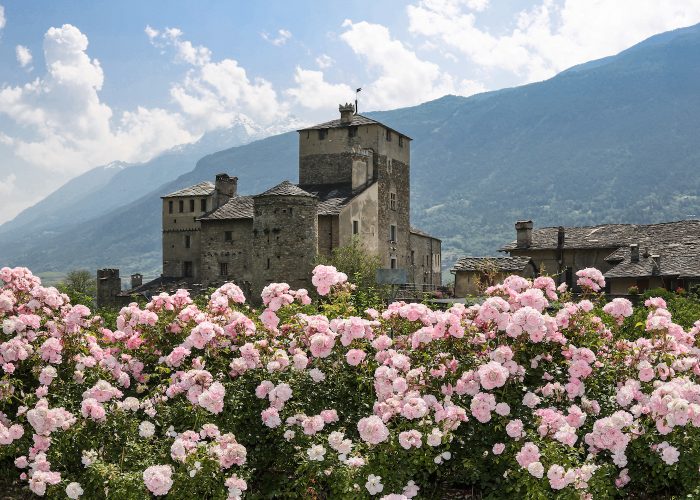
(450, 256, 537, 297)
(159, 104, 442, 298)
(500, 219, 700, 294)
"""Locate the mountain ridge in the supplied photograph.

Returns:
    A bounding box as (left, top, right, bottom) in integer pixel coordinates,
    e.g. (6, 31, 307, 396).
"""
(2, 23, 700, 279)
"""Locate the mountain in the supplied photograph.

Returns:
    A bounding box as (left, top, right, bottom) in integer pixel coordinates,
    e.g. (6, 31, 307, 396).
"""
(2, 23, 700, 279)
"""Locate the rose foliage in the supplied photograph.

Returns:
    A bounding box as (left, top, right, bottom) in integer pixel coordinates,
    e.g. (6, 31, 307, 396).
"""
(2, 264, 700, 498)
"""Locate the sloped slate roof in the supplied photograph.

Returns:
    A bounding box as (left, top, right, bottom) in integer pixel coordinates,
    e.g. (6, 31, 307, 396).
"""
(410, 226, 441, 241)
(452, 256, 534, 273)
(199, 196, 254, 221)
(604, 243, 700, 279)
(297, 114, 412, 140)
(501, 220, 700, 251)
(162, 181, 215, 198)
(256, 180, 316, 198)
(299, 183, 353, 216)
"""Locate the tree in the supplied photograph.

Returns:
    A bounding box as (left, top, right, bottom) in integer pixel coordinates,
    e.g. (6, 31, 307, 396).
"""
(58, 269, 96, 304)
(316, 237, 386, 306)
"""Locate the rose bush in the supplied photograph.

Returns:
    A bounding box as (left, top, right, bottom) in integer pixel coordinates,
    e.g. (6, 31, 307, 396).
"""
(1, 264, 700, 498)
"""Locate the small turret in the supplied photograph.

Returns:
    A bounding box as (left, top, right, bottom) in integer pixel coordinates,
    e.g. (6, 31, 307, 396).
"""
(339, 103, 355, 124)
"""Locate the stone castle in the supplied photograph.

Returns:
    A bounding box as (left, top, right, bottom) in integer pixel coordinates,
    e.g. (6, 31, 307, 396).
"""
(95, 105, 442, 306)
(159, 104, 442, 298)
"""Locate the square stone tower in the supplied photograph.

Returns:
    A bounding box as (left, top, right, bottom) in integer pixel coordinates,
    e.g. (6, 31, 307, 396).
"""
(297, 104, 412, 270)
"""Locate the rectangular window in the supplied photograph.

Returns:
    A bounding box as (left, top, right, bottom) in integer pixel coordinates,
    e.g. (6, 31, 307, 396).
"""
(352, 220, 359, 235)
(390, 224, 396, 242)
(411, 250, 415, 265)
(385, 128, 392, 142)
(348, 126, 357, 138)
(179, 200, 184, 213)
(399, 135, 404, 147)
(266, 258, 271, 270)
(184, 235, 191, 248)
(168, 200, 173, 214)
(183, 261, 193, 278)
(318, 129, 327, 140)
(390, 257, 397, 269)
(390, 192, 396, 210)
(201, 198, 207, 212)
(224, 231, 232, 242)
(189, 199, 195, 212)
(219, 262, 229, 276)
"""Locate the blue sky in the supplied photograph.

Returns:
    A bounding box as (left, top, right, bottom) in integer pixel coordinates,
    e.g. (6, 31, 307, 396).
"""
(1, 0, 700, 223)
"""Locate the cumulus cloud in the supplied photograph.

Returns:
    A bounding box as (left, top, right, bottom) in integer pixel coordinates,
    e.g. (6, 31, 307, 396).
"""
(315, 54, 334, 69)
(0, 4, 5, 31)
(15, 45, 32, 68)
(148, 26, 285, 130)
(286, 67, 354, 110)
(408, 0, 700, 83)
(0, 24, 196, 174)
(262, 28, 292, 46)
(338, 19, 457, 110)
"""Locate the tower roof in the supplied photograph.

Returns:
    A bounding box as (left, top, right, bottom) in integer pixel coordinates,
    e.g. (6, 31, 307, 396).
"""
(297, 113, 412, 140)
(255, 180, 317, 198)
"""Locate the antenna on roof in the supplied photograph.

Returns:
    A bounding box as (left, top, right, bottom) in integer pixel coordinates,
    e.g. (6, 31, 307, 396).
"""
(355, 88, 362, 115)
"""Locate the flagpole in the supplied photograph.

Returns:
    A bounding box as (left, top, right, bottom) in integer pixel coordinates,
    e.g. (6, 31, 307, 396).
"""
(355, 87, 362, 115)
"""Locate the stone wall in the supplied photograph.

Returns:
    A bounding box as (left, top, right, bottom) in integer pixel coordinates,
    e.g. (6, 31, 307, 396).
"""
(251, 195, 319, 300)
(409, 232, 442, 287)
(377, 155, 411, 270)
(162, 194, 211, 280)
(508, 247, 619, 285)
(338, 182, 379, 254)
(96, 268, 122, 309)
(200, 219, 254, 291)
(318, 215, 340, 258)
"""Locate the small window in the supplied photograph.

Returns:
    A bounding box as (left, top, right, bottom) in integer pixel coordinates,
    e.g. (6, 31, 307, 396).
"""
(318, 129, 327, 140)
(219, 262, 229, 277)
(411, 250, 415, 265)
(189, 199, 195, 212)
(179, 200, 184, 213)
(385, 128, 391, 142)
(224, 231, 232, 242)
(399, 135, 404, 147)
(266, 258, 271, 270)
(201, 198, 207, 212)
(168, 200, 173, 214)
(184, 235, 191, 248)
(348, 126, 357, 138)
(352, 220, 359, 235)
(184, 261, 193, 278)
(390, 192, 396, 210)
(390, 257, 397, 269)
(390, 224, 396, 242)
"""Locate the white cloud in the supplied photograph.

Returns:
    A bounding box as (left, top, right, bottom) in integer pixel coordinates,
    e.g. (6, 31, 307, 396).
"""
(286, 67, 354, 110)
(338, 19, 457, 110)
(408, 0, 700, 83)
(0, 4, 5, 31)
(262, 28, 292, 46)
(15, 45, 32, 68)
(315, 54, 334, 69)
(0, 24, 196, 175)
(0, 173, 16, 195)
(149, 26, 285, 129)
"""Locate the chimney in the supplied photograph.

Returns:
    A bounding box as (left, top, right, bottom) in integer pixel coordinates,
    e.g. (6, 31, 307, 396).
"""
(651, 255, 661, 274)
(339, 103, 355, 124)
(515, 220, 533, 249)
(630, 244, 639, 262)
(131, 273, 143, 289)
(557, 226, 565, 248)
(213, 174, 238, 209)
